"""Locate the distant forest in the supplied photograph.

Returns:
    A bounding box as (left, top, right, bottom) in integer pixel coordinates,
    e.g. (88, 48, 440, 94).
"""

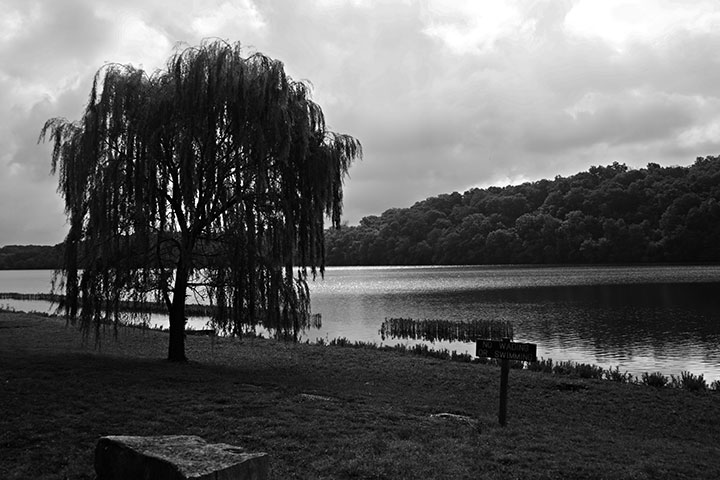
(325, 156, 720, 265)
(0, 244, 63, 270)
(2, 157, 719, 269)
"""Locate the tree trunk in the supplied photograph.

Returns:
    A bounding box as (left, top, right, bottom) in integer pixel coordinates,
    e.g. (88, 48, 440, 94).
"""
(167, 262, 189, 362)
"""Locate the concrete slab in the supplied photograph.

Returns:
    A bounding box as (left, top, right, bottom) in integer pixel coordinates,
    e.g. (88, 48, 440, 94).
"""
(94, 435, 268, 480)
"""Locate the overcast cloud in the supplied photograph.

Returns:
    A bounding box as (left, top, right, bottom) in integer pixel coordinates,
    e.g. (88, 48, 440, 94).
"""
(2, 0, 720, 245)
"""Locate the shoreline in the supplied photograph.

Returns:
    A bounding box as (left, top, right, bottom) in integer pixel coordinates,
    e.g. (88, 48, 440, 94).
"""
(2, 304, 719, 391)
(3, 264, 720, 385)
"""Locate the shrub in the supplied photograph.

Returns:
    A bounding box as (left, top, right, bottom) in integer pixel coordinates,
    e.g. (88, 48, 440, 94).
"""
(325, 337, 378, 350)
(390, 343, 408, 354)
(710, 380, 720, 392)
(450, 351, 473, 363)
(411, 343, 451, 360)
(552, 361, 576, 376)
(604, 366, 632, 383)
(679, 371, 706, 392)
(329, 337, 351, 347)
(0, 303, 15, 312)
(527, 358, 553, 373)
(641, 371, 669, 388)
(471, 355, 495, 365)
(509, 360, 525, 370)
(575, 363, 604, 379)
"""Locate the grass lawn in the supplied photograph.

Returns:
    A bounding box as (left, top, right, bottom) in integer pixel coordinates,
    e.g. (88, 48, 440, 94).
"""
(1, 311, 719, 479)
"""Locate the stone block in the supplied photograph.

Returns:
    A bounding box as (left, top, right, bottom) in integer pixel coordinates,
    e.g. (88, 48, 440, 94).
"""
(95, 435, 268, 480)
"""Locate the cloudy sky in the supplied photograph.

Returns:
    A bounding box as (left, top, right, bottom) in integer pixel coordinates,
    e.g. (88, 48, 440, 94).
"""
(3, 0, 720, 246)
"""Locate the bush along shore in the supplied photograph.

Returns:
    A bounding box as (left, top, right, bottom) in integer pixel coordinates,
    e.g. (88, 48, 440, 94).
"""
(319, 336, 720, 393)
(2, 310, 720, 479)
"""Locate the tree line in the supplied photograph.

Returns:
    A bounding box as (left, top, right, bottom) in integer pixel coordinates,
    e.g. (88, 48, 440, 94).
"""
(3, 157, 718, 271)
(0, 244, 63, 269)
(325, 157, 720, 265)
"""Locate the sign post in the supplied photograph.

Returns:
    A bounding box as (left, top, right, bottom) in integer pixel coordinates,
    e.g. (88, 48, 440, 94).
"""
(476, 338, 537, 426)
(498, 357, 509, 425)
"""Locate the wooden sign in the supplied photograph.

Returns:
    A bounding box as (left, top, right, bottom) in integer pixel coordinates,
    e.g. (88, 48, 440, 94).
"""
(476, 338, 538, 426)
(476, 339, 537, 363)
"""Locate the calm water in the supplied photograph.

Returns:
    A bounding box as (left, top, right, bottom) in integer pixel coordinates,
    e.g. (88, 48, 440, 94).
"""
(2, 266, 720, 382)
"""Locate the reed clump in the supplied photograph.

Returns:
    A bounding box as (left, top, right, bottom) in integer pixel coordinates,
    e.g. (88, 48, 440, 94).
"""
(379, 317, 514, 342)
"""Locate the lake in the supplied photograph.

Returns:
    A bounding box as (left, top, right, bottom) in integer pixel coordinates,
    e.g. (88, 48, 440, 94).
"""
(2, 265, 720, 382)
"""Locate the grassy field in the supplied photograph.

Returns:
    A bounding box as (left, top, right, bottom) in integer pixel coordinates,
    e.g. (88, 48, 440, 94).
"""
(1, 312, 719, 479)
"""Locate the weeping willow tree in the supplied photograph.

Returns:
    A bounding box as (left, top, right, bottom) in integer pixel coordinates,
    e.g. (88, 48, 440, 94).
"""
(40, 40, 361, 361)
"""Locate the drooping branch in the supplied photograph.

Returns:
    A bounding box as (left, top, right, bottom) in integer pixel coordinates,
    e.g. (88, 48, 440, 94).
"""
(42, 39, 361, 358)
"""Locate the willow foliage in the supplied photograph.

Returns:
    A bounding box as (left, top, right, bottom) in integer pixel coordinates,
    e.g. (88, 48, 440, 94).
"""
(41, 40, 361, 361)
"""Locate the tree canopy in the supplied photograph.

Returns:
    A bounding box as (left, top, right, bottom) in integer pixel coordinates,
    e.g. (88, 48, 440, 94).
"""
(41, 40, 361, 361)
(325, 158, 720, 265)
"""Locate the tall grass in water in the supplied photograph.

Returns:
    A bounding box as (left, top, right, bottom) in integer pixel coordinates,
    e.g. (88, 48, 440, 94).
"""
(317, 316, 720, 393)
(379, 317, 513, 342)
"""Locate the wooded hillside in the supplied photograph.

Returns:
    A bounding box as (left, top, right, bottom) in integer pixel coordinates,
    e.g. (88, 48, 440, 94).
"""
(325, 157, 720, 265)
(0, 244, 63, 269)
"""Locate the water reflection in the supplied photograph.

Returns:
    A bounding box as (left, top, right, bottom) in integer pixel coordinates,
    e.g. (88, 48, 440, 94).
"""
(309, 266, 720, 382)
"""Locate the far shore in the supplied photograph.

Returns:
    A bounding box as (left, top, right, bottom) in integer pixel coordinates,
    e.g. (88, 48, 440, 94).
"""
(2, 311, 719, 479)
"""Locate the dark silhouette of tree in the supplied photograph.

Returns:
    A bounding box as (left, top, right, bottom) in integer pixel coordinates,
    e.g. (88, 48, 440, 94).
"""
(40, 40, 361, 361)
